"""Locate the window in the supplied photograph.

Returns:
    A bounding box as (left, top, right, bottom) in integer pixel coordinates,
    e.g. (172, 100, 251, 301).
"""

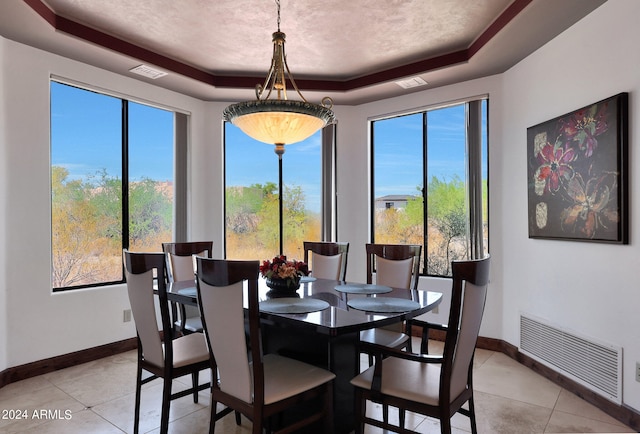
(50, 81, 174, 290)
(371, 99, 488, 277)
(224, 124, 329, 261)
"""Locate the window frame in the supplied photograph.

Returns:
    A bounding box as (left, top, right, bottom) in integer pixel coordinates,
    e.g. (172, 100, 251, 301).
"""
(50, 79, 180, 291)
(369, 97, 488, 277)
(222, 122, 337, 259)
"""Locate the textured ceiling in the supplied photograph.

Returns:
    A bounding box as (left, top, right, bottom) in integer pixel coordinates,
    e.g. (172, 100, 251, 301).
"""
(0, 0, 607, 104)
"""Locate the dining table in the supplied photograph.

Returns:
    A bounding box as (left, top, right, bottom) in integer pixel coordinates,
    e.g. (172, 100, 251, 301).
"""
(167, 275, 442, 433)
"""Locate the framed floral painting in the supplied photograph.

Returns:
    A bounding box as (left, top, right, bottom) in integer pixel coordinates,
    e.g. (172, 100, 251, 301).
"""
(527, 93, 628, 243)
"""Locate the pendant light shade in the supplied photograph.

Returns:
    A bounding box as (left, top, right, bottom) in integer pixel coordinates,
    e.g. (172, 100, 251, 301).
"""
(223, 2, 336, 148)
(224, 100, 335, 145)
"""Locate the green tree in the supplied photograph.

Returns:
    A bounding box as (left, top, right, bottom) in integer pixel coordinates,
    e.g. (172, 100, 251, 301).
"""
(129, 178, 172, 248)
(51, 166, 173, 287)
(427, 175, 467, 275)
(51, 167, 115, 287)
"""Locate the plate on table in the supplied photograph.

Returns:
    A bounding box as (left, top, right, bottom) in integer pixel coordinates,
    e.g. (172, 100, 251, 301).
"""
(260, 297, 330, 314)
(347, 297, 420, 313)
(334, 283, 392, 294)
(300, 276, 317, 283)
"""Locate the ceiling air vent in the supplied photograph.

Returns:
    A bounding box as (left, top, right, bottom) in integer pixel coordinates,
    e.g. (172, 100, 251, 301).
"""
(395, 76, 428, 89)
(129, 64, 168, 79)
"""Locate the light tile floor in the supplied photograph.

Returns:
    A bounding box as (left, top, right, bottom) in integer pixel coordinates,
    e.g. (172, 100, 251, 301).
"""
(0, 339, 635, 433)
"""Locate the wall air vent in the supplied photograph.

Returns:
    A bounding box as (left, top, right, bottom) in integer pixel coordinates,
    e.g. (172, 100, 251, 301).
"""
(129, 64, 168, 79)
(395, 76, 428, 89)
(520, 314, 622, 404)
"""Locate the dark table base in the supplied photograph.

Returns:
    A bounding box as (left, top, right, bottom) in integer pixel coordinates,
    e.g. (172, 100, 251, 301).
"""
(263, 323, 359, 434)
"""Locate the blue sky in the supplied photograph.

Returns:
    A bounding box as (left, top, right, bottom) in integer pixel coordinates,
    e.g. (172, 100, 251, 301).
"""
(51, 81, 486, 213)
(51, 81, 173, 182)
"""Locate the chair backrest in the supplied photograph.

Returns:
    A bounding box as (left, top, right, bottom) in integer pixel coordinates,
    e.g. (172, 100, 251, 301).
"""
(123, 250, 172, 369)
(162, 241, 213, 282)
(196, 258, 261, 405)
(442, 255, 491, 403)
(303, 241, 349, 281)
(365, 244, 421, 290)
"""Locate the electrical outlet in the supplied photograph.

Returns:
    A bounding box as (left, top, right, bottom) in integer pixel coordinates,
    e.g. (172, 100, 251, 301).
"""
(636, 362, 640, 382)
(123, 309, 132, 323)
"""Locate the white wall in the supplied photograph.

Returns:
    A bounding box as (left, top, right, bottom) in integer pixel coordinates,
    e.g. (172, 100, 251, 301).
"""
(0, 39, 207, 369)
(500, 0, 640, 410)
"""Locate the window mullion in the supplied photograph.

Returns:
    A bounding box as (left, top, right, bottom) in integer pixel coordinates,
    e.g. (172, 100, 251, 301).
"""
(422, 112, 429, 275)
(467, 99, 484, 259)
(122, 100, 130, 250)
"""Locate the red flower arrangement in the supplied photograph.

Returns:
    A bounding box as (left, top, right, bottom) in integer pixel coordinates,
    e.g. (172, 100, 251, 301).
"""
(260, 255, 309, 287)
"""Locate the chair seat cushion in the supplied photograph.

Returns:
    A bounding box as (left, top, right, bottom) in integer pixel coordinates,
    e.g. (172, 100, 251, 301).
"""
(262, 354, 335, 405)
(360, 328, 409, 349)
(171, 332, 209, 368)
(351, 356, 441, 406)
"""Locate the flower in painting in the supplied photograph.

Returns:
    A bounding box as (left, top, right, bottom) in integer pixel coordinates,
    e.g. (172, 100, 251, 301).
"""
(534, 141, 576, 196)
(558, 102, 609, 157)
(560, 172, 618, 238)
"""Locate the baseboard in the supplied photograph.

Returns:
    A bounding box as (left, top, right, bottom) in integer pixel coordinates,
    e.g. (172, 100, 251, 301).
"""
(0, 338, 137, 389)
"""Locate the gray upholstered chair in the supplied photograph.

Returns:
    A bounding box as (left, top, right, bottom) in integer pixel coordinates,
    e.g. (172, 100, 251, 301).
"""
(123, 250, 210, 434)
(195, 257, 336, 434)
(302, 241, 349, 281)
(351, 255, 491, 434)
(162, 241, 212, 334)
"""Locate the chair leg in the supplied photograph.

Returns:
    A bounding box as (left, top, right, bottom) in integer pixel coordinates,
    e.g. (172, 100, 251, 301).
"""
(468, 395, 478, 434)
(420, 327, 430, 354)
(209, 396, 217, 434)
(399, 408, 406, 428)
(133, 363, 143, 434)
(235, 410, 241, 425)
(160, 377, 172, 434)
(192, 371, 199, 403)
(440, 417, 452, 434)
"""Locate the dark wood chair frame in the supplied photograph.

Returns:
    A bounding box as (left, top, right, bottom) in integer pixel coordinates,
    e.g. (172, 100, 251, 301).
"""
(353, 255, 491, 434)
(302, 241, 350, 281)
(196, 258, 335, 434)
(363, 243, 422, 353)
(162, 241, 213, 334)
(123, 250, 211, 434)
(363, 243, 423, 425)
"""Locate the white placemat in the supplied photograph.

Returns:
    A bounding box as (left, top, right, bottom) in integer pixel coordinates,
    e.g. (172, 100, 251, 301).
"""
(334, 283, 392, 294)
(347, 297, 420, 313)
(260, 297, 330, 314)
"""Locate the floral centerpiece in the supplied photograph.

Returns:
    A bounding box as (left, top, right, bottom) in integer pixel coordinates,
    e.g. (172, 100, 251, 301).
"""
(260, 255, 309, 292)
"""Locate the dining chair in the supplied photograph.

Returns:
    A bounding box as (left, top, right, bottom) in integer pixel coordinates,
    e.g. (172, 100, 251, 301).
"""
(351, 255, 491, 434)
(123, 250, 211, 434)
(360, 243, 422, 424)
(162, 241, 213, 334)
(302, 241, 349, 281)
(195, 257, 336, 434)
(360, 243, 422, 356)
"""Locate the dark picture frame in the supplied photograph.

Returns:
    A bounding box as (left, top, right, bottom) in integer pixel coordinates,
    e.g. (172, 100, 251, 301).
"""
(527, 93, 628, 243)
